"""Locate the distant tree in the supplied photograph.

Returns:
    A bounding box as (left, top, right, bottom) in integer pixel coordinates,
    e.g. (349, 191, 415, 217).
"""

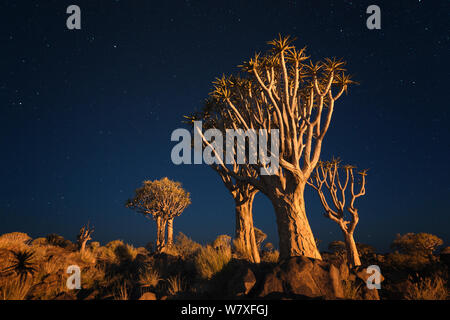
(77, 223, 94, 253)
(391, 233, 443, 257)
(126, 177, 191, 253)
(308, 159, 367, 267)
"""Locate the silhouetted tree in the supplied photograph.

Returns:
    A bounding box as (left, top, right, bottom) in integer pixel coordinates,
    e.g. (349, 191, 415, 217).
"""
(126, 178, 191, 252)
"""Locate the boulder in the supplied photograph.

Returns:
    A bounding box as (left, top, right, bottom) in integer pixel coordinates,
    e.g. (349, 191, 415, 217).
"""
(139, 292, 157, 300)
(227, 267, 256, 296)
(257, 256, 344, 299)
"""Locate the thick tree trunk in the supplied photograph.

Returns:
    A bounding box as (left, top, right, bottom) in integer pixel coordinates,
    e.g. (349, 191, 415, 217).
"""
(235, 193, 261, 263)
(167, 218, 174, 248)
(156, 216, 167, 253)
(271, 185, 322, 260)
(343, 231, 361, 267)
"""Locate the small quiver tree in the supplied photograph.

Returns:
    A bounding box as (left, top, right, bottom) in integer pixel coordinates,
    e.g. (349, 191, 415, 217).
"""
(77, 223, 94, 254)
(307, 159, 367, 267)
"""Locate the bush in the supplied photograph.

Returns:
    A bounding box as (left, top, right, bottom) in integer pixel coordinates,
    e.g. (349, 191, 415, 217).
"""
(31, 237, 47, 246)
(261, 250, 279, 263)
(0, 232, 32, 249)
(45, 234, 75, 249)
(174, 232, 202, 258)
(212, 235, 231, 250)
(166, 274, 185, 296)
(138, 269, 161, 288)
(194, 245, 231, 279)
(391, 233, 443, 256)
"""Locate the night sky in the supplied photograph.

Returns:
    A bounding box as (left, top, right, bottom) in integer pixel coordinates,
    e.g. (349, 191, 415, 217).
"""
(1, 0, 449, 252)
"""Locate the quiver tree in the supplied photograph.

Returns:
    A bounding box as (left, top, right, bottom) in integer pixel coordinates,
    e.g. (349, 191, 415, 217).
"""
(126, 178, 191, 253)
(186, 35, 354, 259)
(77, 223, 94, 253)
(217, 167, 261, 263)
(307, 159, 367, 267)
(184, 106, 262, 263)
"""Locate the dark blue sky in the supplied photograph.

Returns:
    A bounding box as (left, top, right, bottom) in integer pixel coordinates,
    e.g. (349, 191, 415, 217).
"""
(0, 0, 448, 252)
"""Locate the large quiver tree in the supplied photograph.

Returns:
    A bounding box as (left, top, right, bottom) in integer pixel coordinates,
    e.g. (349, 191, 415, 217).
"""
(189, 35, 354, 259)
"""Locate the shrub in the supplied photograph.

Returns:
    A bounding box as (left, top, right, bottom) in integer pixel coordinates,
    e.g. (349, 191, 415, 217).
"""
(254, 228, 267, 249)
(45, 234, 74, 249)
(212, 235, 231, 250)
(138, 269, 161, 288)
(31, 237, 47, 246)
(342, 279, 362, 300)
(89, 241, 101, 251)
(391, 233, 443, 256)
(0, 232, 32, 251)
(194, 245, 231, 279)
(385, 252, 432, 271)
(261, 250, 279, 263)
(174, 232, 202, 258)
(80, 249, 97, 264)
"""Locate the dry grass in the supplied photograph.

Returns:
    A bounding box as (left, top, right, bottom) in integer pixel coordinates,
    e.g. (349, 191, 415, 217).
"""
(232, 238, 251, 261)
(0, 278, 33, 300)
(405, 276, 448, 300)
(114, 282, 129, 300)
(167, 274, 184, 295)
(80, 249, 97, 264)
(194, 245, 231, 279)
(138, 269, 161, 288)
(342, 279, 363, 300)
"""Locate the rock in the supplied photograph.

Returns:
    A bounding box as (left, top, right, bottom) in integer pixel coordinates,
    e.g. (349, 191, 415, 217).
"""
(329, 264, 344, 298)
(227, 267, 256, 296)
(139, 292, 157, 300)
(339, 262, 349, 281)
(353, 266, 384, 300)
(257, 256, 344, 299)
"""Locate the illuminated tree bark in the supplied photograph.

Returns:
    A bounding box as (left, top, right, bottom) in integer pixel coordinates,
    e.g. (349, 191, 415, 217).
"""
(188, 35, 354, 259)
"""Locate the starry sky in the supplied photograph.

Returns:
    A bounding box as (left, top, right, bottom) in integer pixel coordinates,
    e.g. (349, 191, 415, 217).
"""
(0, 0, 449, 252)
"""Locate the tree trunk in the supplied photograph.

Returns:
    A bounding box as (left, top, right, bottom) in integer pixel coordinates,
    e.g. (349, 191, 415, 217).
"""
(343, 231, 361, 267)
(271, 185, 322, 260)
(235, 193, 261, 263)
(156, 216, 167, 253)
(80, 240, 87, 254)
(167, 218, 174, 248)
